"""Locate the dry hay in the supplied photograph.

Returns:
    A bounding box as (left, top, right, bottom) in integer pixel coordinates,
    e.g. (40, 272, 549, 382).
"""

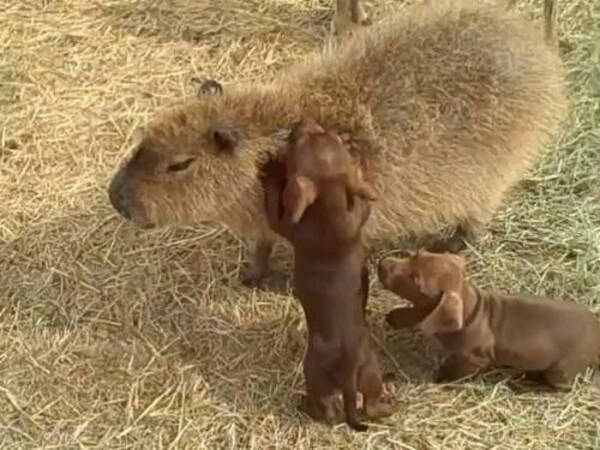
(0, 0, 598, 448)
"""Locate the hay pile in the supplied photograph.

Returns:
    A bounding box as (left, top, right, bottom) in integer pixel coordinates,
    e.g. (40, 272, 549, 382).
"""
(1, 0, 598, 447)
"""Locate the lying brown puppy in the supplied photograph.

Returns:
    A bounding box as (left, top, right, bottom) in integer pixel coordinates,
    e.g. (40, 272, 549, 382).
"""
(378, 251, 600, 388)
(263, 118, 392, 431)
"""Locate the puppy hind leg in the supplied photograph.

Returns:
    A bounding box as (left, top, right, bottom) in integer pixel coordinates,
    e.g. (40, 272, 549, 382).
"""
(340, 369, 368, 431)
(359, 355, 395, 419)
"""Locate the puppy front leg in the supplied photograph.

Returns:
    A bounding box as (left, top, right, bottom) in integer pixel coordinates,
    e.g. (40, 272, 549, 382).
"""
(386, 306, 436, 329)
(435, 354, 485, 383)
(348, 196, 371, 231)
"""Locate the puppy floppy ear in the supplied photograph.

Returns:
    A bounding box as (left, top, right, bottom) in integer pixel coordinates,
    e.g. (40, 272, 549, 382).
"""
(282, 175, 318, 223)
(419, 290, 464, 335)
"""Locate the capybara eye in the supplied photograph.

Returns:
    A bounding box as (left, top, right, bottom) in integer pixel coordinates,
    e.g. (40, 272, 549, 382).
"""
(167, 158, 195, 172)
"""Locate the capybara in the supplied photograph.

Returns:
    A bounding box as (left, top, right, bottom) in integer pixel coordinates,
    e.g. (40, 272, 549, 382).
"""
(378, 251, 600, 388)
(108, 0, 566, 285)
(263, 119, 392, 431)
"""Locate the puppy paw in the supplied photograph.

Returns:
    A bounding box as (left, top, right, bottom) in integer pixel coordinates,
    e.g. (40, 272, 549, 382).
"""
(364, 398, 395, 419)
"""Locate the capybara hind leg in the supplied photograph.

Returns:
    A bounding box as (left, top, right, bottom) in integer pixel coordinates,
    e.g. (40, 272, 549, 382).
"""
(543, 367, 577, 391)
(240, 237, 274, 287)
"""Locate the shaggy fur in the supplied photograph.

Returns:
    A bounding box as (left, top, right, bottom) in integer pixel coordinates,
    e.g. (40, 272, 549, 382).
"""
(108, 0, 566, 282)
(378, 251, 600, 388)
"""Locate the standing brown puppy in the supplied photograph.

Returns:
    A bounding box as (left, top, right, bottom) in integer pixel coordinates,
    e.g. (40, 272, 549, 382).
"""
(378, 251, 600, 388)
(263, 119, 392, 431)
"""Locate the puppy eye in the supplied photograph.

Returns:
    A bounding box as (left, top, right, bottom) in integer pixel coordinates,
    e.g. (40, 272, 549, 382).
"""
(167, 158, 195, 172)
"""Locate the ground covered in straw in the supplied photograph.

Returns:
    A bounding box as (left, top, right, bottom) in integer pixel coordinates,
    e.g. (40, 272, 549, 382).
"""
(1, 0, 598, 448)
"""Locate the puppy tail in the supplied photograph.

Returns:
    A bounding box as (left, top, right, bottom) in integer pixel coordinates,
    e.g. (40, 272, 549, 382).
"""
(341, 371, 368, 432)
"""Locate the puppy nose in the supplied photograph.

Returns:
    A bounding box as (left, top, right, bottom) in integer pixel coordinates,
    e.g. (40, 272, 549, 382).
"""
(377, 257, 395, 285)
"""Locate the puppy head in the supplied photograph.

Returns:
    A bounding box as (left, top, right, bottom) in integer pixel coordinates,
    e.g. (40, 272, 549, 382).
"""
(378, 251, 467, 335)
(281, 119, 377, 222)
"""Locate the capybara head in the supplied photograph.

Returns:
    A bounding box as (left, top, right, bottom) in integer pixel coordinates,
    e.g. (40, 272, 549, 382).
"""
(378, 251, 467, 335)
(108, 80, 276, 229)
(281, 118, 377, 223)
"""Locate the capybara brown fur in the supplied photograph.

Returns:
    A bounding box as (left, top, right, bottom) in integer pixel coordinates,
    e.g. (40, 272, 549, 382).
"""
(108, 0, 567, 285)
(263, 119, 392, 431)
(378, 251, 600, 388)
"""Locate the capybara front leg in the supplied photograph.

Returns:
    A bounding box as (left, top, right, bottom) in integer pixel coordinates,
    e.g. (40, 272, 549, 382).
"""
(331, 0, 369, 37)
(240, 237, 274, 287)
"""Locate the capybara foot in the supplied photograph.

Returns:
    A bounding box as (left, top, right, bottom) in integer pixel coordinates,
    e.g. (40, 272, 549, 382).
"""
(352, 423, 368, 432)
(426, 236, 466, 254)
(425, 222, 482, 254)
(331, 17, 361, 38)
(240, 266, 266, 288)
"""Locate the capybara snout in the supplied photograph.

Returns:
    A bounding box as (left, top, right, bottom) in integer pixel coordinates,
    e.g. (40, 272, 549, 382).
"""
(108, 169, 132, 221)
(108, 153, 154, 228)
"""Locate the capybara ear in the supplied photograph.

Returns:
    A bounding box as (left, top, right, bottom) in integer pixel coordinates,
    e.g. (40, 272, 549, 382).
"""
(282, 175, 318, 223)
(209, 125, 239, 154)
(192, 77, 223, 96)
(419, 290, 464, 335)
